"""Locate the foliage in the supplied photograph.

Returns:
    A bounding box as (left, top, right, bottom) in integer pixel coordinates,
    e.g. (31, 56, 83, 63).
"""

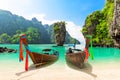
(54, 24, 60, 34)
(82, 0, 114, 46)
(0, 33, 10, 43)
(0, 27, 41, 44)
(10, 34, 20, 44)
(53, 21, 66, 34)
(0, 10, 77, 44)
(25, 27, 41, 43)
(117, 0, 120, 3)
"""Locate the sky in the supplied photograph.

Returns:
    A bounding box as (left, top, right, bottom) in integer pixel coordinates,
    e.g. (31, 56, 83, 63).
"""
(0, 0, 105, 45)
(0, 0, 105, 26)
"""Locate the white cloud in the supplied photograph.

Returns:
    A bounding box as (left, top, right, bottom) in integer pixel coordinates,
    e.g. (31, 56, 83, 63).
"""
(25, 13, 61, 25)
(0, 0, 33, 17)
(66, 21, 85, 49)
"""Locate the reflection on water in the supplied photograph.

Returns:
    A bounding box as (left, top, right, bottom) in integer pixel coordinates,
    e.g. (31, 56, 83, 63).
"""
(52, 46, 66, 64)
(92, 47, 120, 58)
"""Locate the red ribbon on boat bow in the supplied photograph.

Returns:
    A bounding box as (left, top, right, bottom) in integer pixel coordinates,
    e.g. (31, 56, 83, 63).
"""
(19, 34, 29, 71)
(84, 47, 89, 61)
(25, 49, 29, 71)
(20, 38, 24, 61)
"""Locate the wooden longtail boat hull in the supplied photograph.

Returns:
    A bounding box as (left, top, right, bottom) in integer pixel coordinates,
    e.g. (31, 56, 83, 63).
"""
(66, 35, 91, 68)
(66, 51, 86, 68)
(29, 52, 58, 67)
(19, 34, 59, 70)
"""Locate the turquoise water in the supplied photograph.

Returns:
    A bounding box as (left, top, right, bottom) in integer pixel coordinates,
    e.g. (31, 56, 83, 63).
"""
(0, 44, 67, 64)
(90, 47, 120, 63)
(0, 44, 120, 64)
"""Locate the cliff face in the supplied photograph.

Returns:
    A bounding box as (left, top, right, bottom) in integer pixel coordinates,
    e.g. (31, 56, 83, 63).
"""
(53, 22, 66, 46)
(82, 0, 120, 47)
(110, 0, 120, 47)
(82, 11, 102, 36)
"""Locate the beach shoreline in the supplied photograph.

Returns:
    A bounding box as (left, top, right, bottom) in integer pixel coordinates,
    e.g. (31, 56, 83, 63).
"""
(0, 60, 120, 80)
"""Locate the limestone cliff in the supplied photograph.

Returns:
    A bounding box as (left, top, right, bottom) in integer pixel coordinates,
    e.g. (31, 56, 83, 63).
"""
(110, 0, 120, 47)
(53, 21, 66, 46)
(82, 0, 120, 47)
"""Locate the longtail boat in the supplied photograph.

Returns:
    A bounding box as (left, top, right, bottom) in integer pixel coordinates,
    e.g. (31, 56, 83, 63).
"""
(66, 36, 92, 68)
(19, 34, 59, 71)
(29, 49, 59, 67)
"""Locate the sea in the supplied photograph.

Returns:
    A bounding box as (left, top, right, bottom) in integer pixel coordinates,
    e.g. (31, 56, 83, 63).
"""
(0, 44, 120, 65)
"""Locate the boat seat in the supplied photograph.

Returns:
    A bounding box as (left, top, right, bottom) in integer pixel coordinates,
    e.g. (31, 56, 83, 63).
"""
(44, 53, 49, 55)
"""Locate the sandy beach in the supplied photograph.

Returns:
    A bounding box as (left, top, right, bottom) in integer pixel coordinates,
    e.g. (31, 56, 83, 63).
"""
(0, 59, 120, 80)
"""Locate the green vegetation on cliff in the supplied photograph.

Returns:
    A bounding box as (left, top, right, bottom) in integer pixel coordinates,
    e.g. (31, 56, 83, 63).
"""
(53, 21, 66, 46)
(0, 27, 41, 44)
(54, 21, 65, 35)
(0, 9, 77, 44)
(82, 0, 114, 46)
(53, 21, 78, 44)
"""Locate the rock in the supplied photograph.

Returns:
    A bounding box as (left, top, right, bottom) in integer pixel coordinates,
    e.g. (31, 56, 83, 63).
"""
(82, 1, 120, 48)
(110, 0, 120, 48)
(7, 49, 17, 53)
(0, 47, 17, 53)
(53, 21, 66, 46)
(0, 47, 6, 53)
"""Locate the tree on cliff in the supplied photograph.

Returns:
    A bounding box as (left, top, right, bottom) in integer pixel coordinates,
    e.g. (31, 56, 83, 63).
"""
(82, 0, 114, 46)
(0, 33, 10, 43)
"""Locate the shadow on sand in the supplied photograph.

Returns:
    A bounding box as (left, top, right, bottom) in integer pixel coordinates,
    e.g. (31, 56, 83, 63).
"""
(15, 61, 57, 80)
(66, 61, 97, 78)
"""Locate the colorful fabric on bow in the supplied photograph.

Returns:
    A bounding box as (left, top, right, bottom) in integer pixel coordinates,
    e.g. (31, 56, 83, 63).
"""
(25, 49, 29, 71)
(19, 38, 24, 61)
(85, 47, 89, 61)
(19, 34, 29, 71)
(84, 35, 94, 61)
(90, 37, 94, 60)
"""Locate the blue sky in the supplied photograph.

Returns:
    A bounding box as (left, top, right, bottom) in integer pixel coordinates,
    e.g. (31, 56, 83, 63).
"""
(36, 0, 105, 26)
(0, 0, 105, 26)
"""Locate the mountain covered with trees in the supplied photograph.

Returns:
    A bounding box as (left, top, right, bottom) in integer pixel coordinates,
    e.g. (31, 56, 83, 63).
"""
(82, 0, 120, 47)
(0, 9, 77, 44)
